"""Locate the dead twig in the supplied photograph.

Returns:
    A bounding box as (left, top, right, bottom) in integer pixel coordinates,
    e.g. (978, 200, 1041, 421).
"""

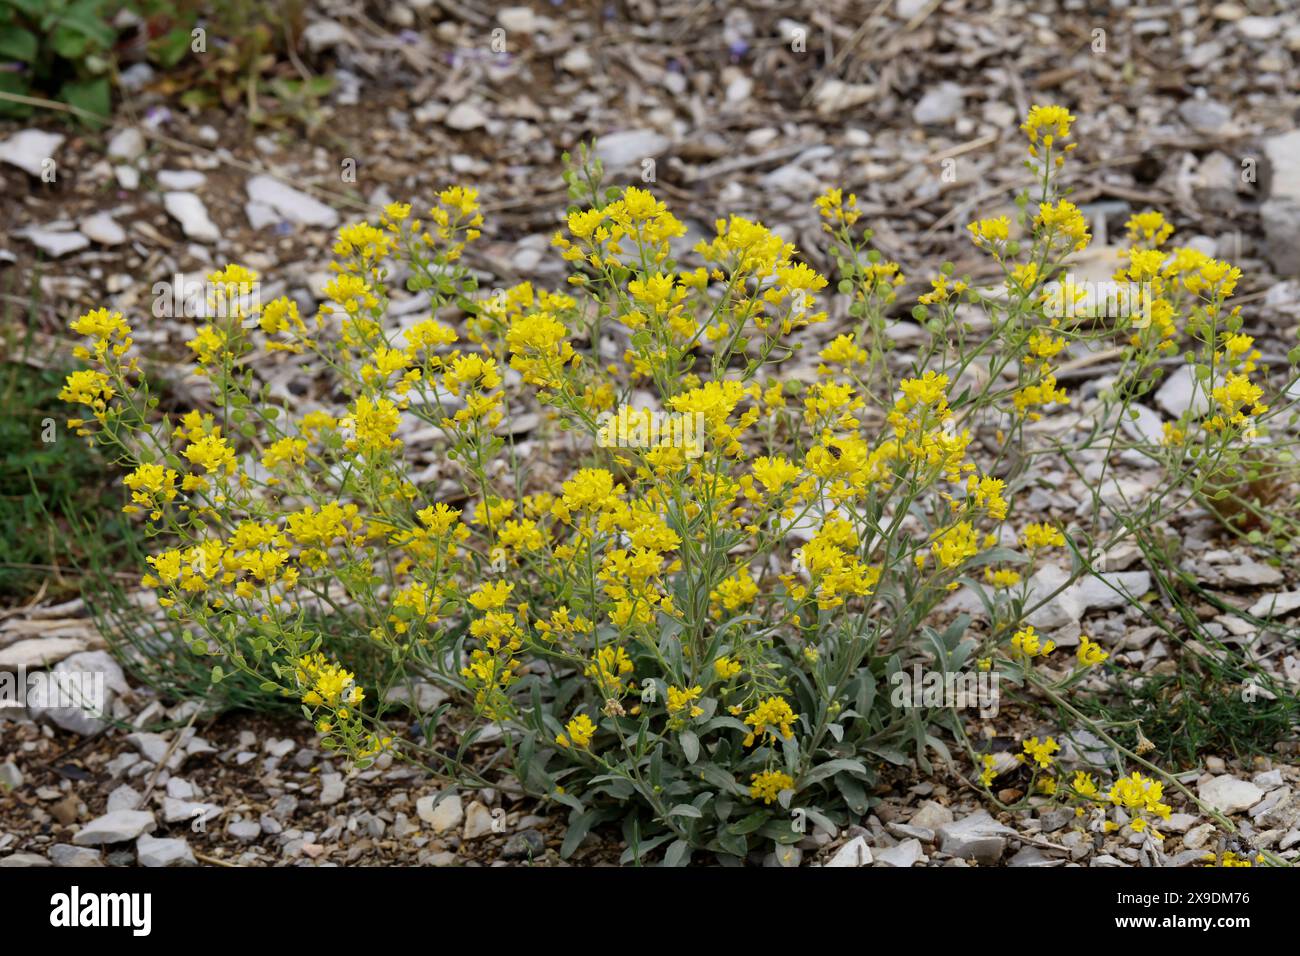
(135, 706, 202, 811)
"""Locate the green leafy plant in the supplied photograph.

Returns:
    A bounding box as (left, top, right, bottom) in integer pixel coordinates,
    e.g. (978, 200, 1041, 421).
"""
(139, 0, 325, 128)
(0, 0, 116, 121)
(0, 324, 131, 598)
(59, 106, 1300, 864)
(1071, 528, 1300, 767)
(0, 0, 320, 127)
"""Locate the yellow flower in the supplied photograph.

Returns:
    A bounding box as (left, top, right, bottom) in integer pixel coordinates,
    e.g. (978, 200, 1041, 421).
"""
(1220, 332, 1258, 369)
(404, 318, 458, 354)
(183, 433, 237, 474)
(628, 272, 679, 313)
(208, 263, 259, 290)
(819, 333, 867, 367)
(1018, 736, 1060, 769)
(695, 214, 791, 278)
(60, 369, 115, 408)
(261, 437, 308, 471)
(984, 568, 1022, 588)
(554, 468, 622, 520)
(1021, 104, 1075, 146)
(296, 653, 364, 709)
(1072, 771, 1099, 799)
(930, 522, 980, 570)
(1182, 257, 1241, 298)
(1077, 635, 1109, 667)
(185, 325, 231, 369)
(966, 475, 1009, 520)
(584, 646, 634, 696)
(709, 568, 758, 615)
(743, 696, 798, 747)
(1033, 201, 1089, 252)
(1203, 850, 1254, 867)
(889, 371, 951, 436)
(1021, 522, 1065, 549)
(286, 502, 360, 547)
(498, 518, 545, 553)
(1008, 374, 1071, 418)
(438, 185, 480, 219)
(346, 395, 402, 454)
(360, 346, 411, 388)
(1021, 104, 1078, 165)
(666, 685, 704, 720)
(122, 463, 178, 518)
(1107, 772, 1171, 819)
(468, 580, 514, 611)
(473, 496, 515, 528)
(256, 299, 307, 350)
(813, 187, 860, 229)
(714, 656, 742, 680)
(1026, 328, 1066, 364)
(749, 769, 795, 804)
(1208, 372, 1267, 429)
(751, 455, 801, 493)
(1122, 248, 1168, 284)
(323, 273, 378, 312)
(468, 611, 523, 652)
(533, 606, 591, 642)
(1011, 625, 1055, 658)
(565, 206, 607, 241)
(667, 380, 748, 433)
(918, 273, 967, 304)
(979, 754, 998, 787)
(442, 353, 501, 395)
(459, 644, 520, 721)
(1034, 200, 1090, 251)
(70, 308, 133, 361)
(334, 222, 392, 261)
(506, 311, 577, 388)
(556, 713, 597, 749)
(967, 216, 1011, 249)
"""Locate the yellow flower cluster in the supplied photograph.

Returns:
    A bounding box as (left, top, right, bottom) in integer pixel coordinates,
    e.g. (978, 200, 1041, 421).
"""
(57, 104, 1268, 855)
(743, 696, 799, 748)
(1107, 772, 1172, 836)
(749, 769, 795, 804)
(1018, 735, 1060, 769)
(1011, 625, 1055, 658)
(296, 653, 364, 711)
(1021, 103, 1077, 167)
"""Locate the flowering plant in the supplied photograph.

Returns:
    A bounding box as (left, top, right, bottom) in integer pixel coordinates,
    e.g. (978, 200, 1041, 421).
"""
(64, 108, 1299, 863)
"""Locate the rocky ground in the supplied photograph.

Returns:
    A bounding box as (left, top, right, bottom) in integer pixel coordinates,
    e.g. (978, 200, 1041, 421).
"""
(3, 0, 1300, 866)
(4, 644, 1299, 867)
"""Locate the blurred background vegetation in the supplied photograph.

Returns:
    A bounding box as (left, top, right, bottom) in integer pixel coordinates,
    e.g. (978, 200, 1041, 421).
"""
(0, 0, 324, 126)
